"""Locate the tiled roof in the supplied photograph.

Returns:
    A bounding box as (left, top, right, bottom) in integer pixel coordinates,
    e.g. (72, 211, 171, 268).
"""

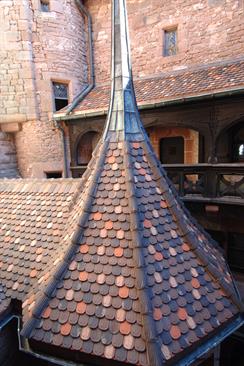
(19, 137, 243, 365)
(1, 0, 243, 364)
(54, 59, 244, 119)
(0, 179, 81, 323)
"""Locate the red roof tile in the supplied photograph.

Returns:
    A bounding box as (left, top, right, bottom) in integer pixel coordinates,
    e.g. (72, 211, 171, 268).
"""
(17, 138, 242, 366)
(0, 179, 80, 322)
(55, 59, 244, 119)
(1, 0, 243, 364)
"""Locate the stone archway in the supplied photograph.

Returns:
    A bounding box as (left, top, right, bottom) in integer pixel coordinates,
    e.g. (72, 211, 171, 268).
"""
(146, 126, 201, 164)
(216, 119, 244, 163)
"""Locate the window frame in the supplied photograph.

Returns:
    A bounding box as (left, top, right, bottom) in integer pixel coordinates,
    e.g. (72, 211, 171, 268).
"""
(45, 171, 63, 179)
(40, 0, 50, 12)
(51, 80, 70, 112)
(163, 26, 178, 57)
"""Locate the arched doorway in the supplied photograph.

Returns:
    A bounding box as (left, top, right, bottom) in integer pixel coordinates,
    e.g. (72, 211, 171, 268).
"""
(76, 131, 100, 166)
(216, 120, 244, 163)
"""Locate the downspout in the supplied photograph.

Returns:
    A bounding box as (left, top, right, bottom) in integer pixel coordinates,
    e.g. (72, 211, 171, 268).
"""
(65, 0, 95, 115)
(55, 122, 69, 178)
(56, 0, 94, 177)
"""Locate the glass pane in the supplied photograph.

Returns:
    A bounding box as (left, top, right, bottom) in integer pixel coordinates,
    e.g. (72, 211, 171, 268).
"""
(239, 144, 244, 157)
(164, 29, 177, 56)
(41, 1, 49, 12)
(53, 82, 68, 99)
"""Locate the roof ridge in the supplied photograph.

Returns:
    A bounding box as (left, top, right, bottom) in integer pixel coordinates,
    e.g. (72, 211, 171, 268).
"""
(21, 140, 109, 338)
(143, 140, 244, 312)
(102, 0, 145, 141)
(124, 140, 162, 366)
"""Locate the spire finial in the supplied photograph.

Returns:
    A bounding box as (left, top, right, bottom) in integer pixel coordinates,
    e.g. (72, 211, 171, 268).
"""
(103, 0, 144, 141)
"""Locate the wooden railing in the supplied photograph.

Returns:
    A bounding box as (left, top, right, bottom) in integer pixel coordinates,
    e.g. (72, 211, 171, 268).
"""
(71, 163, 244, 203)
(165, 163, 244, 201)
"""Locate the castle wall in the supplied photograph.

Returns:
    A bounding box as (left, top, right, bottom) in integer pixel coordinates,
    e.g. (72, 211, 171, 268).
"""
(1, 0, 244, 176)
(87, 0, 244, 84)
(0, 0, 88, 177)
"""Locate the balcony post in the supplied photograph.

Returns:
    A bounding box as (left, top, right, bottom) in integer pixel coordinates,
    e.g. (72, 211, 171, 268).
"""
(204, 166, 218, 198)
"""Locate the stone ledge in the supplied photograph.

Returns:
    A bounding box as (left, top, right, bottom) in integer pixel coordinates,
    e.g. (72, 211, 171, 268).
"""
(0, 122, 22, 133)
(0, 114, 27, 125)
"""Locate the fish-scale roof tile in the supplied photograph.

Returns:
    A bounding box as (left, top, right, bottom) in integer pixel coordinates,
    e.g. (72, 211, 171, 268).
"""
(1, 0, 243, 365)
(18, 139, 243, 366)
(0, 179, 81, 322)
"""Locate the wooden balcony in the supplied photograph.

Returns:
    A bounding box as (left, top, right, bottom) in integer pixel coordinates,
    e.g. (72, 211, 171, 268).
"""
(71, 163, 244, 205)
(165, 163, 244, 206)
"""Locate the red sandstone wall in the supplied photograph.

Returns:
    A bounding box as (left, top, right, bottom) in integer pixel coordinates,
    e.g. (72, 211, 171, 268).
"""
(147, 126, 199, 164)
(32, 0, 88, 120)
(87, 0, 244, 84)
(9, 0, 88, 177)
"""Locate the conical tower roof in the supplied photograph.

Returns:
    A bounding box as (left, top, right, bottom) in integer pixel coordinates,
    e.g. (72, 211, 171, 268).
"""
(22, 1, 243, 365)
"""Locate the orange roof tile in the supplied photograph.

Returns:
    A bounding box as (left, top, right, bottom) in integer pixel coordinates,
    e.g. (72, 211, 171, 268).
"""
(55, 60, 244, 119)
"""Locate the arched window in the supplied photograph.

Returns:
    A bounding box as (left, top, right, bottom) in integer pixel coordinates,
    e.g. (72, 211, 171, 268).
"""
(232, 124, 244, 162)
(238, 144, 244, 159)
(76, 131, 100, 166)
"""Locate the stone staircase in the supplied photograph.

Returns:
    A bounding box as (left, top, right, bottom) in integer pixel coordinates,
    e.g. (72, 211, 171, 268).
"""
(0, 132, 20, 178)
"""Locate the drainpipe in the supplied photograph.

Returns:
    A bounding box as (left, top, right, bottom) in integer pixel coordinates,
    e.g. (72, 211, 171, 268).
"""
(55, 121, 69, 178)
(65, 0, 95, 115)
(55, 0, 94, 177)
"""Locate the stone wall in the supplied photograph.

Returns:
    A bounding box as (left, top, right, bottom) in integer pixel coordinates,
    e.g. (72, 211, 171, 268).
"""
(147, 126, 199, 164)
(1, 0, 243, 176)
(0, 0, 88, 177)
(0, 0, 38, 123)
(87, 0, 244, 84)
(31, 0, 88, 121)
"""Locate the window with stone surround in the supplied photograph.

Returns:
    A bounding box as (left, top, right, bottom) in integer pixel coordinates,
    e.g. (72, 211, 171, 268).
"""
(40, 0, 50, 12)
(52, 82, 69, 111)
(163, 28, 177, 57)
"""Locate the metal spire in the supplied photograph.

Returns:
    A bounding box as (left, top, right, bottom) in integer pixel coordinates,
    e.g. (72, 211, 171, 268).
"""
(103, 0, 145, 141)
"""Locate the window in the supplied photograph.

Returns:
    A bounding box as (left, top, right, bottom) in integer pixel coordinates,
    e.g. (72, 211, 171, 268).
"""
(52, 82, 69, 111)
(46, 171, 62, 179)
(160, 137, 184, 164)
(40, 0, 50, 12)
(163, 28, 177, 57)
(231, 125, 244, 162)
(237, 143, 244, 160)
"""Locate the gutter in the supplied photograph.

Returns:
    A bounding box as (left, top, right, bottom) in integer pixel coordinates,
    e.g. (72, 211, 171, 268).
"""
(0, 314, 243, 366)
(53, 86, 244, 121)
(177, 315, 244, 366)
(0, 315, 88, 366)
(65, 0, 95, 115)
